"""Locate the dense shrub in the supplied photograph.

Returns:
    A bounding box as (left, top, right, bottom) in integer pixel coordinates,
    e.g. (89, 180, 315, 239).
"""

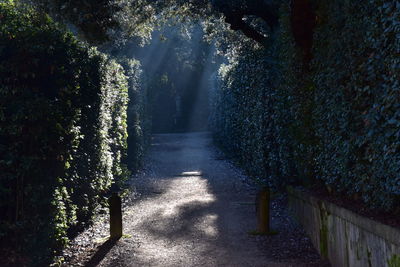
(311, 0, 400, 210)
(0, 1, 132, 264)
(211, 0, 400, 211)
(119, 58, 151, 172)
(210, 45, 274, 186)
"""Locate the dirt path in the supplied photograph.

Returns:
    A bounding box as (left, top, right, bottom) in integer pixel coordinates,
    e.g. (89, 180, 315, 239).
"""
(67, 132, 329, 267)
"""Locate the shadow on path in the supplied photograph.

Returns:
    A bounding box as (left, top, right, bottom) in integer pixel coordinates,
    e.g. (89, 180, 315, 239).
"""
(94, 132, 329, 266)
(84, 238, 119, 267)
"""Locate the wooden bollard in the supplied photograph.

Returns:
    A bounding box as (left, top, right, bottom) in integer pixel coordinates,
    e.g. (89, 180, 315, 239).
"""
(256, 188, 271, 233)
(109, 192, 122, 239)
(249, 187, 277, 236)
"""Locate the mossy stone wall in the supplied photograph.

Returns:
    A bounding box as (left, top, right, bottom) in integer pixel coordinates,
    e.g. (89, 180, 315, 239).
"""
(288, 188, 400, 267)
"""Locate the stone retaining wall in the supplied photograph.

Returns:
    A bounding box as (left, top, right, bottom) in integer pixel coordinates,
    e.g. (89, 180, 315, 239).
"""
(287, 187, 400, 267)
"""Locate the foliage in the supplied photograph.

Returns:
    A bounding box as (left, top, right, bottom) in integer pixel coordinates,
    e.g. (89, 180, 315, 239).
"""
(30, 0, 282, 46)
(30, 0, 212, 44)
(311, 0, 400, 210)
(29, 0, 122, 43)
(118, 57, 151, 171)
(210, 45, 268, 185)
(210, 0, 400, 211)
(0, 1, 135, 264)
(1, 1, 399, 266)
(121, 25, 217, 133)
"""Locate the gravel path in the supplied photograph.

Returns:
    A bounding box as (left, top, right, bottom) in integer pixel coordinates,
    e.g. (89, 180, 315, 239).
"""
(64, 132, 330, 267)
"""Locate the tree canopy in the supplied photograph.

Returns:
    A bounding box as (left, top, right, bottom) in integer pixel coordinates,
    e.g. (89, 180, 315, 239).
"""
(31, 0, 280, 45)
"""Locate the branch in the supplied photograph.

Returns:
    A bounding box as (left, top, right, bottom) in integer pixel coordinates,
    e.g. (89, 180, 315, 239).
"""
(218, 1, 279, 46)
(225, 14, 268, 44)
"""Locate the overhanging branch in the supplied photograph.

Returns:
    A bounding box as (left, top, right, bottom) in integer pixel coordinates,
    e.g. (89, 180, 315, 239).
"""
(218, 1, 279, 46)
(225, 14, 268, 44)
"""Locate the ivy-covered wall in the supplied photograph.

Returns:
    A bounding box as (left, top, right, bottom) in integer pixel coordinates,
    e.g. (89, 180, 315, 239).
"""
(0, 2, 146, 264)
(210, 0, 400, 212)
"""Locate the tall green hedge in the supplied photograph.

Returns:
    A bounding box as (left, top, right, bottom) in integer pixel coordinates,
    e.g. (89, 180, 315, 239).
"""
(311, 0, 400, 210)
(211, 0, 400, 212)
(0, 1, 131, 264)
(210, 45, 276, 186)
(119, 58, 151, 172)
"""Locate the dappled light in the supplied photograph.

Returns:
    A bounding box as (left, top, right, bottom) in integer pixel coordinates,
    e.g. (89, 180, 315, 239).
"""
(1, 0, 398, 266)
(93, 133, 325, 266)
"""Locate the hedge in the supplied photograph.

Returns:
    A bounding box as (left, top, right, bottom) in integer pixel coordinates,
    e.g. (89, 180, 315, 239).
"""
(311, 0, 400, 210)
(210, 45, 275, 187)
(0, 1, 134, 264)
(210, 0, 400, 212)
(119, 57, 151, 172)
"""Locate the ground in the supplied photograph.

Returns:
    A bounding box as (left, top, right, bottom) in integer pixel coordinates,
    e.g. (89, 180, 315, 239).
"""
(63, 132, 330, 267)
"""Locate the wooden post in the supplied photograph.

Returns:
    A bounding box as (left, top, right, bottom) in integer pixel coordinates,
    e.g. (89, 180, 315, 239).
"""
(109, 192, 122, 239)
(256, 188, 271, 233)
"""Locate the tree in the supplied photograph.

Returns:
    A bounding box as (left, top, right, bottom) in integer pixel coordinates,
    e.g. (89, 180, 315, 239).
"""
(211, 0, 278, 44)
(31, 0, 281, 45)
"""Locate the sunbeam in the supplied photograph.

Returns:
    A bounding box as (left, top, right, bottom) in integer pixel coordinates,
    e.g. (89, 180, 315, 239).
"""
(126, 23, 219, 134)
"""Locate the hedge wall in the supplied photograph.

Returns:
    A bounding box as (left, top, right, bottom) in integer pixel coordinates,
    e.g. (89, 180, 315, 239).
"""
(311, 0, 400, 210)
(210, 0, 400, 212)
(119, 58, 151, 172)
(210, 45, 278, 187)
(0, 2, 134, 264)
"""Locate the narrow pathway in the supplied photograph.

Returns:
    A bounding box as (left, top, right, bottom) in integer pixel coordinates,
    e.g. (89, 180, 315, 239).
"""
(73, 132, 329, 266)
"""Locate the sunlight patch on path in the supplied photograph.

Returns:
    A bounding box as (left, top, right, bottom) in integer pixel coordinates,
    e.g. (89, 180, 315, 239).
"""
(180, 171, 202, 176)
(195, 214, 219, 237)
(161, 176, 216, 218)
(122, 172, 221, 266)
